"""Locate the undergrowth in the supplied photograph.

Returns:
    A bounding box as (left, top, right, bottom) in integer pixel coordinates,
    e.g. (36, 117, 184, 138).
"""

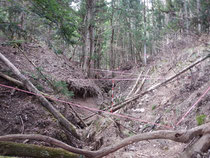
(53, 80, 74, 98)
(196, 114, 206, 125)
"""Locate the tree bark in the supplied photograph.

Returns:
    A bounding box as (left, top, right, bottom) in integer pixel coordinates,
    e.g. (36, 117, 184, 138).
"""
(83, 0, 96, 76)
(184, 0, 189, 33)
(0, 141, 80, 158)
(110, 0, 115, 72)
(0, 72, 23, 87)
(1, 122, 210, 158)
(143, 0, 147, 65)
(197, 0, 201, 33)
(181, 134, 210, 158)
(0, 53, 80, 140)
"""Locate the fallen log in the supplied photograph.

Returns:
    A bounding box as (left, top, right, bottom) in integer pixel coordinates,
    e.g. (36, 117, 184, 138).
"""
(0, 72, 23, 87)
(0, 52, 80, 140)
(1, 122, 210, 158)
(111, 55, 209, 112)
(134, 68, 150, 95)
(126, 70, 143, 99)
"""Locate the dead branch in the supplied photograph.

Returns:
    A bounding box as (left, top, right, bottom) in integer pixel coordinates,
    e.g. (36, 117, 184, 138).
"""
(0, 72, 58, 102)
(126, 70, 143, 99)
(0, 141, 80, 158)
(181, 134, 210, 158)
(134, 68, 150, 95)
(0, 72, 23, 87)
(0, 122, 210, 158)
(0, 52, 80, 140)
(111, 55, 209, 112)
(68, 103, 87, 127)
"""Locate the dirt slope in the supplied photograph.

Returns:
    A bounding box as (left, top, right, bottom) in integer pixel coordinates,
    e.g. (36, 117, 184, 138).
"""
(0, 39, 102, 147)
(0, 34, 209, 158)
(90, 34, 210, 158)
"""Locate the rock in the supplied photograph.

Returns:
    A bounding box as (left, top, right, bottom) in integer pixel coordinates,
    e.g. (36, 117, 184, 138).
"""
(133, 108, 145, 113)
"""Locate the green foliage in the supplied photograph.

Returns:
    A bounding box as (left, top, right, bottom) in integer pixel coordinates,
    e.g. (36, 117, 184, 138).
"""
(30, 0, 80, 44)
(0, 156, 17, 158)
(0, 0, 209, 70)
(196, 114, 206, 125)
(54, 49, 63, 54)
(0, 3, 28, 40)
(1, 40, 25, 46)
(36, 84, 44, 91)
(53, 80, 74, 98)
(152, 105, 156, 110)
(126, 131, 135, 137)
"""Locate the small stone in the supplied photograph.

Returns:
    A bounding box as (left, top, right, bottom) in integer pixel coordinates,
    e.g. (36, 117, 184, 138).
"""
(129, 146, 136, 151)
(139, 108, 145, 112)
(139, 125, 143, 129)
(133, 108, 145, 113)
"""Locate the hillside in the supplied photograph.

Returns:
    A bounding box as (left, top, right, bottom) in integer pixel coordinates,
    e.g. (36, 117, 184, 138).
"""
(0, 33, 209, 157)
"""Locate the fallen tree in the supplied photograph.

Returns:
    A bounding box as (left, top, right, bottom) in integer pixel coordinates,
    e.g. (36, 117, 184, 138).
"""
(0, 52, 80, 140)
(1, 122, 210, 158)
(0, 72, 24, 87)
(111, 54, 210, 112)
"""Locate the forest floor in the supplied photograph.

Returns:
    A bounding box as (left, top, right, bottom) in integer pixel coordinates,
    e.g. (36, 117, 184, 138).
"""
(0, 34, 209, 158)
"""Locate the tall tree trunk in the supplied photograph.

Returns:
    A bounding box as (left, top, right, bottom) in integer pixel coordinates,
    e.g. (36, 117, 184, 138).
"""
(143, 0, 147, 65)
(121, 35, 125, 64)
(128, 18, 134, 61)
(115, 28, 120, 68)
(184, 0, 189, 33)
(196, 0, 201, 33)
(94, 30, 100, 69)
(110, 0, 115, 71)
(83, 0, 95, 76)
(110, 27, 115, 69)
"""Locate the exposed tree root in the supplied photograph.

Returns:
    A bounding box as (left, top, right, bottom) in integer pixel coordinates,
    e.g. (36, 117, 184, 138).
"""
(0, 141, 80, 158)
(0, 122, 210, 158)
(182, 134, 210, 158)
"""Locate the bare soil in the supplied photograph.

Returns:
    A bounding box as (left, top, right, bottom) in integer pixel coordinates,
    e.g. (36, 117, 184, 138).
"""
(0, 34, 210, 157)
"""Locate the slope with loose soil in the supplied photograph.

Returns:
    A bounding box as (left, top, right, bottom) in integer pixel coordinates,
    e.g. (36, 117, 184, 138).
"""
(0, 38, 103, 147)
(90, 34, 210, 158)
(0, 33, 209, 158)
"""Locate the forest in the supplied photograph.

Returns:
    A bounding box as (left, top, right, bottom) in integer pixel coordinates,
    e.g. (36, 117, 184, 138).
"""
(0, 0, 209, 157)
